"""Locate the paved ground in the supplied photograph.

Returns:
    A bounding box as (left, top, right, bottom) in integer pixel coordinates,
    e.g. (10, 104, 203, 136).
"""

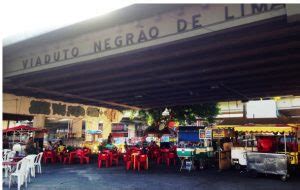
(3, 160, 300, 190)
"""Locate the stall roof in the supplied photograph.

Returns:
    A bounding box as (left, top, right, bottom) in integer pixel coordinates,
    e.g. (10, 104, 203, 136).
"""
(3, 125, 38, 133)
(215, 124, 297, 133)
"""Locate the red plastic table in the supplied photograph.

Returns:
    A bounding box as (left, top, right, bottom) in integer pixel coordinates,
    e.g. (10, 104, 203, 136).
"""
(3, 161, 18, 177)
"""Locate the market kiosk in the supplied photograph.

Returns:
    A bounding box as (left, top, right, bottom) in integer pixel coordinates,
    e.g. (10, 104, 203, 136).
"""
(212, 127, 234, 171)
(2, 125, 47, 154)
(176, 126, 214, 171)
(231, 124, 298, 181)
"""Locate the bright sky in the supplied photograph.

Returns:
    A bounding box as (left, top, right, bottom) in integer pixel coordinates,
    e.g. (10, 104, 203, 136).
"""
(1, 0, 133, 46)
(1, 0, 296, 46)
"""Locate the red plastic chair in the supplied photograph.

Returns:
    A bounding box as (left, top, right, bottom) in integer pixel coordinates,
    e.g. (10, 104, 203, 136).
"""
(137, 154, 148, 171)
(126, 161, 132, 170)
(124, 154, 134, 170)
(63, 154, 70, 164)
(98, 153, 109, 168)
(76, 149, 90, 164)
(57, 149, 67, 163)
(83, 148, 91, 156)
(166, 152, 176, 167)
(111, 152, 119, 166)
(43, 151, 55, 164)
(153, 150, 162, 164)
(123, 153, 130, 163)
(68, 151, 77, 164)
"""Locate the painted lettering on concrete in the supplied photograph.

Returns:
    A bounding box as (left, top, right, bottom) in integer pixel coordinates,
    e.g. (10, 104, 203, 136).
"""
(29, 100, 51, 115)
(52, 103, 67, 116)
(18, 4, 284, 72)
(67, 106, 85, 117)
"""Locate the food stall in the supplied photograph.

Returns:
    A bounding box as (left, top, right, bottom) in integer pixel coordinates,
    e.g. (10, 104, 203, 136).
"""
(212, 126, 234, 171)
(2, 125, 44, 154)
(82, 130, 103, 153)
(144, 126, 161, 145)
(177, 126, 214, 171)
(232, 124, 298, 181)
(111, 123, 128, 152)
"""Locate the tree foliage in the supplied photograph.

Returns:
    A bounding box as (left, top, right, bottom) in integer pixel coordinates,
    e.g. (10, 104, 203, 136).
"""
(126, 103, 219, 127)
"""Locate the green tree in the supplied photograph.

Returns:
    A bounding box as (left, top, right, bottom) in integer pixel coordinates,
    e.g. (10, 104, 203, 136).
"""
(125, 103, 219, 128)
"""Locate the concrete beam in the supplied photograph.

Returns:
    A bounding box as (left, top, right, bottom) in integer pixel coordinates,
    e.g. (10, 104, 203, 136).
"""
(286, 4, 300, 23)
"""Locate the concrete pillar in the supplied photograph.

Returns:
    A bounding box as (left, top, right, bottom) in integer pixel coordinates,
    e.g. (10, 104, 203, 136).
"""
(102, 123, 112, 140)
(33, 115, 45, 128)
(33, 115, 46, 148)
(72, 118, 83, 138)
(242, 103, 247, 119)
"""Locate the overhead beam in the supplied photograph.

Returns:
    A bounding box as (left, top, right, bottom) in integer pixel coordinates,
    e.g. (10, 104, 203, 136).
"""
(6, 84, 141, 110)
(143, 89, 300, 108)
(117, 78, 300, 106)
(14, 22, 300, 86)
(47, 38, 300, 92)
(80, 54, 300, 98)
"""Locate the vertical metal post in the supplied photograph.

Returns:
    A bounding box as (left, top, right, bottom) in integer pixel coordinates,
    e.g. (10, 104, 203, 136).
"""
(13, 131, 15, 144)
(284, 134, 287, 154)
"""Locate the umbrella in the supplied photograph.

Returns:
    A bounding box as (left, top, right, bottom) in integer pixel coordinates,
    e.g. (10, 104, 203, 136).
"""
(3, 125, 38, 133)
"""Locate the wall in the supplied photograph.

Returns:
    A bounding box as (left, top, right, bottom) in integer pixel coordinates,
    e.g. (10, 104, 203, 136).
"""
(218, 96, 300, 118)
(3, 93, 123, 140)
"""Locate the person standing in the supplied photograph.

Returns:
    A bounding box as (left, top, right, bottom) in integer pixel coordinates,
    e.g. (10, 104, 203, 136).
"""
(25, 137, 36, 155)
(141, 137, 148, 154)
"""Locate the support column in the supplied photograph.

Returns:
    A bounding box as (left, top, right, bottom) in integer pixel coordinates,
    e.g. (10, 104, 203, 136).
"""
(33, 115, 46, 150)
(102, 123, 112, 140)
(33, 115, 45, 129)
(72, 118, 83, 138)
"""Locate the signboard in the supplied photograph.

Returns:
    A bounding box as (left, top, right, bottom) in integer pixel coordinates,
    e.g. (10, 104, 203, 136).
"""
(86, 130, 102, 134)
(4, 4, 286, 77)
(111, 123, 127, 132)
(161, 135, 170, 142)
(111, 123, 128, 137)
(205, 129, 212, 139)
(185, 161, 193, 170)
(199, 129, 212, 139)
(114, 137, 125, 145)
(213, 129, 226, 139)
(199, 129, 206, 139)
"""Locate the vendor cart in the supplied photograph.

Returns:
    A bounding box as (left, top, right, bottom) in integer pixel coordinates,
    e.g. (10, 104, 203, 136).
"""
(177, 126, 215, 171)
(195, 147, 214, 169)
(233, 124, 298, 181)
(177, 148, 195, 172)
(246, 152, 289, 181)
(231, 140, 257, 169)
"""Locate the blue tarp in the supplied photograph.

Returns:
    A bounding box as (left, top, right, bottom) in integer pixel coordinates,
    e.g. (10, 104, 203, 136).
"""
(178, 126, 204, 142)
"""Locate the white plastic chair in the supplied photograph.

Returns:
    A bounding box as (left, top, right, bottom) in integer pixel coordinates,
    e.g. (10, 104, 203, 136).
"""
(3, 153, 12, 178)
(3, 149, 11, 155)
(12, 144, 22, 153)
(8, 159, 27, 190)
(7, 151, 16, 161)
(24, 155, 37, 182)
(34, 152, 43, 174)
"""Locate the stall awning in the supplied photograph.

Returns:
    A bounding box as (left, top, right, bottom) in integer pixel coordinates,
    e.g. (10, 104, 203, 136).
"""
(234, 126, 296, 133)
(3, 125, 38, 133)
(215, 125, 238, 129)
(215, 124, 297, 133)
